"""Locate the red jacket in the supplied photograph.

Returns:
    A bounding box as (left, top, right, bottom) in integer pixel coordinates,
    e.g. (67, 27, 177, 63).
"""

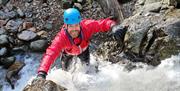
(38, 18, 116, 73)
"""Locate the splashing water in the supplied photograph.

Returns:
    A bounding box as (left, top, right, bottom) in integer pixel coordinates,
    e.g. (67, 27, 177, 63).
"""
(1, 53, 180, 91)
(1, 53, 42, 91)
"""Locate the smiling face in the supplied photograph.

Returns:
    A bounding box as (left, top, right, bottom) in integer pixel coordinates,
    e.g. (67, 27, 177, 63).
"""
(67, 24, 80, 38)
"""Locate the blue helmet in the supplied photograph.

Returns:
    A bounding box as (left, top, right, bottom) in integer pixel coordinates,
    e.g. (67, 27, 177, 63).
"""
(63, 8, 81, 24)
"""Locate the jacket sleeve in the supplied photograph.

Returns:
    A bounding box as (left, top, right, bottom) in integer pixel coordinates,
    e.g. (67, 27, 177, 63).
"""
(38, 30, 65, 73)
(82, 18, 116, 34)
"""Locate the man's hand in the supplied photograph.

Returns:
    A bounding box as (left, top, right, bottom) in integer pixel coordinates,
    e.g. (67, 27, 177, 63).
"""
(37, 71, 47, 79)
(32, 71, 47, 84)
(111, 25, 128, 42)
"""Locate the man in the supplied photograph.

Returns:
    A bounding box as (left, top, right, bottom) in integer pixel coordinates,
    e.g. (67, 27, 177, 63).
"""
(37, 8, 127, 79)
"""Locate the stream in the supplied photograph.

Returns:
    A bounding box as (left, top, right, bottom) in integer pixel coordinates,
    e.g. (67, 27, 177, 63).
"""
(1, 53, 180, 91)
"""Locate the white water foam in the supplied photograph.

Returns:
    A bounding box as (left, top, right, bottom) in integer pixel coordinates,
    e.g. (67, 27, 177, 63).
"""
(2, 53, 41, 91)
(2, 53, 180, 91)
(47, 54, 180, 91)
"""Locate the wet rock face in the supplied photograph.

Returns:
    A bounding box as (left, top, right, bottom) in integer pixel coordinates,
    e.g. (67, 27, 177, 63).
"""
(157, 20, 180, 59)
(96, 0, 180, 66)
(122, 15, 179, 64)
(165, 20, 180, 38)
(118, 0, 180, 64)
(23, 79, 67, 91)
(96, 39, 125, 63)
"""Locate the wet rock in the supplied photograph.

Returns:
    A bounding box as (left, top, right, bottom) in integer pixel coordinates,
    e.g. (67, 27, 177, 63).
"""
(143, 2, 162, 12)
(144, 0, 162, 4)
(0, 47, 8, 57)
(52, 0, 180, 66)
(30, 39, 48, 52)
(123, 16, 155, 53)
(28, 27, 37, 32)
(4, 3, 15, 11)
(14, 39, 25, 46)
(6, 11, 18, 19)
(0, 28, 6, 35)
(23, 22, 33, 29)
(77, 0, 86, 4)
(0, 19, 7, 27)
(17, 30, 37, 41)
(44, 23, 53, 31)
(118, 0, 180, 64)
(5, 19, 23, 33)
(8, 35, 15, 44)
(165, 20, 180, 38)
(41, 0, 48, 3)
(74, 3, 83, 11)
(12, 45, 28, 54)
(145, 53, 160, 66)
(0, 34, 9, 46)
(162, 0, 177, 6)
(124, 63, 137, 71)
(41, 15, 49, 21)
(62, 0, 73, 9)
(17, 8, 25, 17)
(97, 0, 124, 21)
(37, 30, 48, 38)
(154, 20, 180, 60)
(136, 0, 146, 5)
(0, 11, 7, 19)
(6, 61, 25, 89)
(24, 10, 33, 18)
(25, 0, 33, 3)
(0, 0, 9, 5)
(96, 40, 125, 63)
(123, 50, 161, 66)
(0, 56, 15, 68)
(23, 78, 67, 91)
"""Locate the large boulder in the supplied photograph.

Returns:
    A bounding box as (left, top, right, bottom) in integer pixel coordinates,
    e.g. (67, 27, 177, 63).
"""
(120, 8, 180, 65)
(23, 79, 67, 91)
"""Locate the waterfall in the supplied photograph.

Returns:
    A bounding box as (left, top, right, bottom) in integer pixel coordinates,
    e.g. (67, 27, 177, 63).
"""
(1, 53, 180, 91)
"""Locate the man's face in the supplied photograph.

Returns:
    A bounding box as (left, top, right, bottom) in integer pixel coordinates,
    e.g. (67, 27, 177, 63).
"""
(67, 24, 80, 38)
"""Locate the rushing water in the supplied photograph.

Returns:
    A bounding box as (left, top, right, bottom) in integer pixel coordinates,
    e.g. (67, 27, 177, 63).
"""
(1, 53, 180, 91)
